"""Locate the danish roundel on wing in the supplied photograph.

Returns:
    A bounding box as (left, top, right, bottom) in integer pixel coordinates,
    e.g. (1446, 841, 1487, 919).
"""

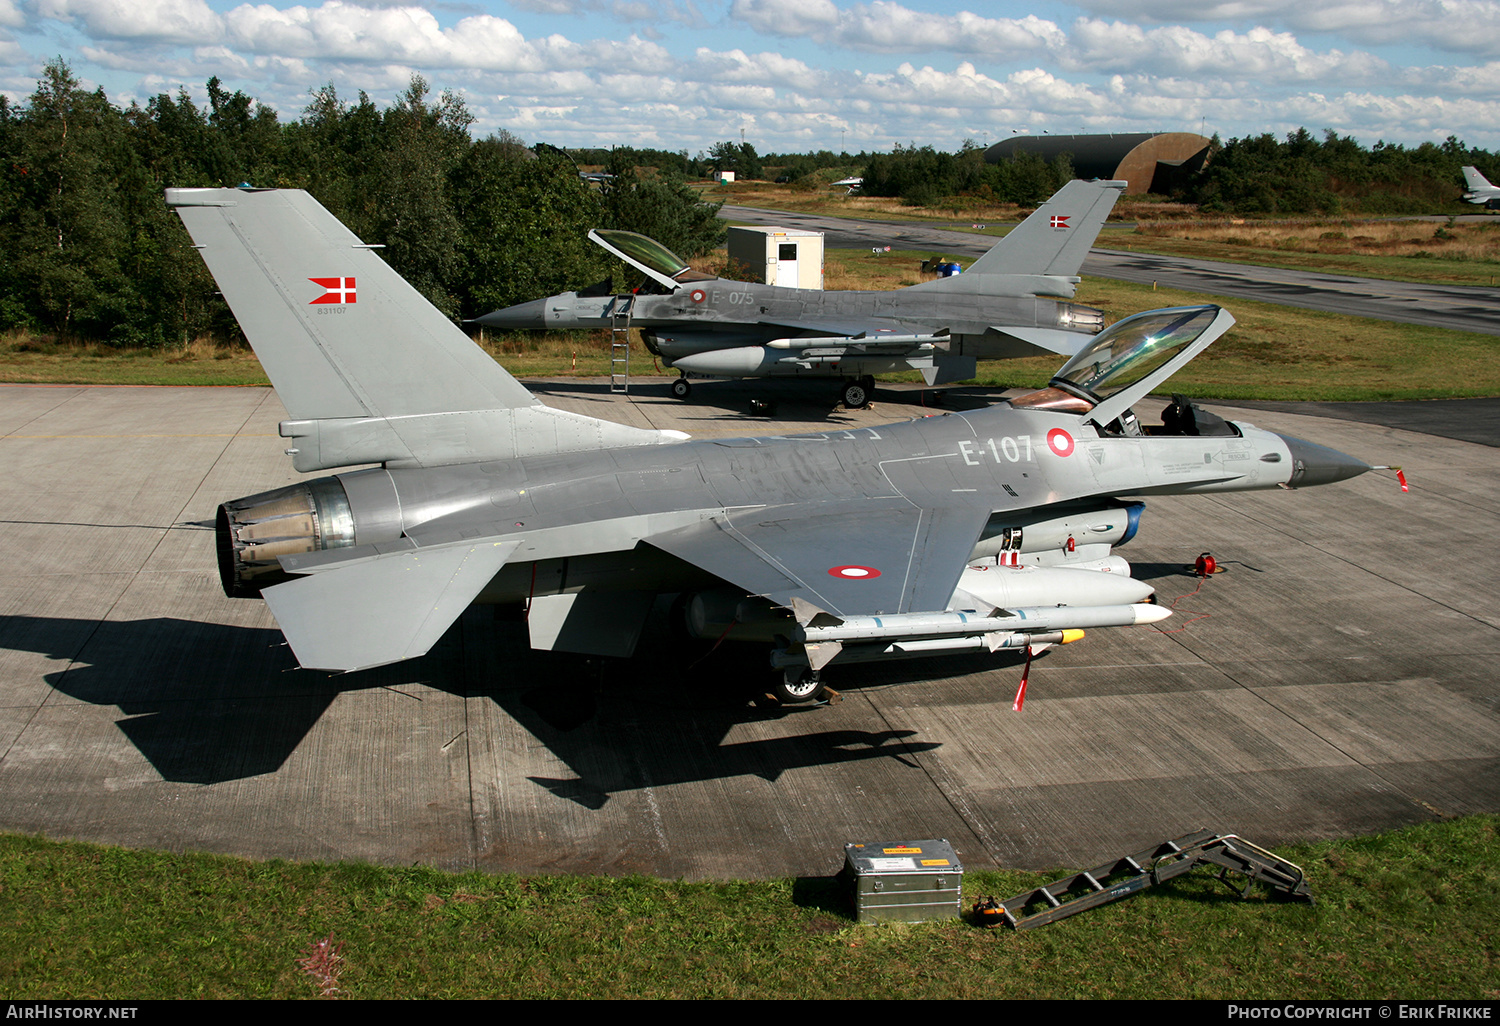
(829, 565, 882, 580)
(690, 289, 707, 303)
(1047, 428, 1075, 457)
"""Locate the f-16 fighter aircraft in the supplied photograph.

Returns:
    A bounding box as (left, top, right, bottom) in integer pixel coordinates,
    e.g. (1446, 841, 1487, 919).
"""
(1461, 166, 1500, 209)
(472, 179, 1125, 408)
(170, 188, 1372, 704)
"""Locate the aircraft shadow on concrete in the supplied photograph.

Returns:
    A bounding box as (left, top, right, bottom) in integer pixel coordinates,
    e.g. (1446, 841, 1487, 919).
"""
(456, 610, 956, 810)
(2, 613, 504, 785)
(2, 613, 337, 785)
(5, 605, 981, 795)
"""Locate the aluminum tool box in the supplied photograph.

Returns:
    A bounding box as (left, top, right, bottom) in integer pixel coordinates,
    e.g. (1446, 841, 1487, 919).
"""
(843, 839, 963, 923)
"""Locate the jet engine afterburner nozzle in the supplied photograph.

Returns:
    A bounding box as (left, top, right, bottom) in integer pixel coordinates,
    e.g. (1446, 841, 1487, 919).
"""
(215, 478, 356, 597)
(1275, 433, 1372, 488)
(1056, 302, 1106, 334)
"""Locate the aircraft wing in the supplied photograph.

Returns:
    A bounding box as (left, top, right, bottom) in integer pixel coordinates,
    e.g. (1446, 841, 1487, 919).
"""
(262, 537, 520, 672)
(647, 499, 992, 619)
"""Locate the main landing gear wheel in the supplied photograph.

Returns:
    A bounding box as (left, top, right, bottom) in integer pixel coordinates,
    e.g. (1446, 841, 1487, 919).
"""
(671, 377, 691, 399)
(841, 377, 873, 409)
(775, 668, 827, 704)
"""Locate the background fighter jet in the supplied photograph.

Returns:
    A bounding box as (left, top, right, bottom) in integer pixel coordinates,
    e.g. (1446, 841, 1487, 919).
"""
(171, 188, 1372, 704)
(473, 179, 1126, 408)
(1461, 166, 1500, 209)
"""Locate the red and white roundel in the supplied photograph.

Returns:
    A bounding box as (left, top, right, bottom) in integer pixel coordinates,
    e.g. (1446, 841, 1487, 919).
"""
(690, 289, 707, 303)
(829, 565, 882, 580)
(1047, 428, 1075, 457)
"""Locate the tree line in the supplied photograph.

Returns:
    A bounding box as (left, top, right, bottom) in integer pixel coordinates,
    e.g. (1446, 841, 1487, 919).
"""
(854, 130, 1497, 215)
(0, 61, 725, 347)
(5, 56, 1493, 348)
(1190, 129, 1496, 215)
(858, 141, 1076, 206)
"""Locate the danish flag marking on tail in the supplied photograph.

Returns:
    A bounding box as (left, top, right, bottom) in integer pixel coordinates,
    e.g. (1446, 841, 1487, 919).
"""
(309, 277, 357, 305)
(1049, 215, 1070, 230)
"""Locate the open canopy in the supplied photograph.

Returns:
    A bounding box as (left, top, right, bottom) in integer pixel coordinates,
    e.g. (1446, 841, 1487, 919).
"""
(1049, 305, 1235, 430)
(589, 229, 693, 291)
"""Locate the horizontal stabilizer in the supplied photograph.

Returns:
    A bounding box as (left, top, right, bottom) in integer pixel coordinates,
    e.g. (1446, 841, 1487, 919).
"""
(988, 325, 1095, 356)
(261, 538, 519, 672)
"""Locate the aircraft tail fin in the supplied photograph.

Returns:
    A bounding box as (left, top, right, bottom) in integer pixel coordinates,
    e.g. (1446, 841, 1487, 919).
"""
(1462, 166, 1494, 191)
(965, 179, 1125, 278)
(169, 188, 685, 472)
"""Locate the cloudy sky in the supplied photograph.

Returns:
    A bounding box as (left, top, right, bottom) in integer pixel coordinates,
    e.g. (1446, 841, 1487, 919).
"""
(2, 0, 1496, 154)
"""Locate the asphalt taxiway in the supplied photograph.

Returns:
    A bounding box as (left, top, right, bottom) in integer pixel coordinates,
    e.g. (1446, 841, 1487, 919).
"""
(1, 381, 1496, 878)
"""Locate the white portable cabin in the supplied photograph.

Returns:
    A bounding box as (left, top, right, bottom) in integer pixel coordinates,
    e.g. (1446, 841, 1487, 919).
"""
(726, 226, 825, 290)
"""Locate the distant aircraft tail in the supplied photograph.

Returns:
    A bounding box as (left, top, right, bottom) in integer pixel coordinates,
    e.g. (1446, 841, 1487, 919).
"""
(168, 188, 684, 472)
(1462, 166, 1494, 192)
(965, 179, 1125, 278)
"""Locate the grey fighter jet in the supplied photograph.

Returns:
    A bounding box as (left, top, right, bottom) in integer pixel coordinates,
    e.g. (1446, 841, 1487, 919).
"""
(169, 187, 1372, 704)
(1462, 166, 1500, 209)
(473, 179, 1125, 408)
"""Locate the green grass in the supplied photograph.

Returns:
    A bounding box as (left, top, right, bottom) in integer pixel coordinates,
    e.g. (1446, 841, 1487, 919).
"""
(0, 335, 273, 386)
(817, 250, 1500, 401)
(968, 276, 1500, 401)
(1, 816, 1495, 999)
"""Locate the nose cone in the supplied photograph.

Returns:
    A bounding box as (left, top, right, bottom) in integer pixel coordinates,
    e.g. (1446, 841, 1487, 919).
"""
(1276, 433, 1372, 487)
(470, 297, 550, 330)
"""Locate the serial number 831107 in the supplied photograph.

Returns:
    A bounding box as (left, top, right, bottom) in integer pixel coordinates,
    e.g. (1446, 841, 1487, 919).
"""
(957, 436, 1034, 465)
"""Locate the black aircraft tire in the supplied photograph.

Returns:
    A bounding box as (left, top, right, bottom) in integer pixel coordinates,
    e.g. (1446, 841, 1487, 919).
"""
(841, 381, 869, 409)
(671, 377, 691, 399)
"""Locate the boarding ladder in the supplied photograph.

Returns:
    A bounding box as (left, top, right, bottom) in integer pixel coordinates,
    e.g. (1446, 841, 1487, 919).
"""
(993, 829, 1313, 930)
(609, 294, 633, 393)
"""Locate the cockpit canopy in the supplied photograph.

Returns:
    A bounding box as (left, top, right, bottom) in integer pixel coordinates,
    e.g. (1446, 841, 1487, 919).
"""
(592, 230, 692, 282)
(1051, 306, 1221, 403)
(1010, 305, 1236, 433)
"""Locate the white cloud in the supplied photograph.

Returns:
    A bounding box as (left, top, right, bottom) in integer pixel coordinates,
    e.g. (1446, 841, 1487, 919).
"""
(731, 0, 1064, 55)
(688, 47, 823, 89)
(32, 0, 225, 44)
(504, 0, 584, 11)
(1065, 19, 1390, 82)
(730, 0, 840, 36)
(836, 6, 1064, 54)
(6, 0, 1499, 151)
(1074, 0, 1500, 56)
